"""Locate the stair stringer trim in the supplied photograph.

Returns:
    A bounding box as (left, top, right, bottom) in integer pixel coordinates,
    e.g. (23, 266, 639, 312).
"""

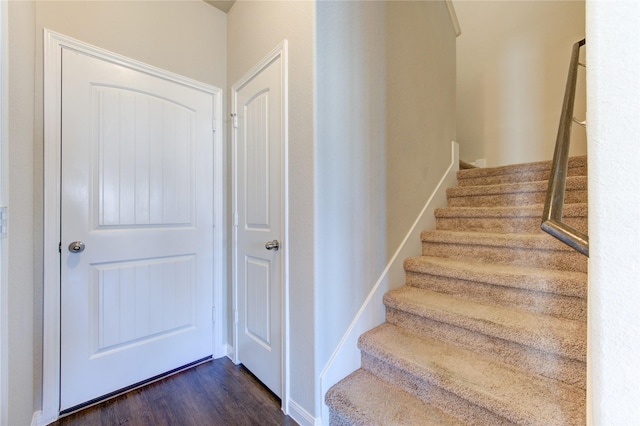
(318, 141, 460, 424)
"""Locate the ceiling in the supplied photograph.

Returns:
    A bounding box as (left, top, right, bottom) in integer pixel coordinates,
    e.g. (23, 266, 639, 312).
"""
(205, 0, 235, 13)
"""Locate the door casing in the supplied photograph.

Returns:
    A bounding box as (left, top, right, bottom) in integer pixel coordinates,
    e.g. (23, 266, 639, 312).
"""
(231, 40, 289, 411)
(41, 29, 224, 424)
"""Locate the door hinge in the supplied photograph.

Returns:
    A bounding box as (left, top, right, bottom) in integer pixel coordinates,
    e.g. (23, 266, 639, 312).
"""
(234, 309, 239, 325)
(233, 211, 239, 227)
(231, 113, 238, 129)
(212, 306, 216, 322)
(0, 207, 6, 239)
(58, 242, 62, 253)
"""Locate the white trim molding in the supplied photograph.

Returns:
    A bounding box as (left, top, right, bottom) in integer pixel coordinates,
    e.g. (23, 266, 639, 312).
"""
(318, 141, 459, 424)
(41, 29, 224, 425)
(445, 0, 462, 37)
(288, 398, 320, 426)
(230, 39, 290, 413)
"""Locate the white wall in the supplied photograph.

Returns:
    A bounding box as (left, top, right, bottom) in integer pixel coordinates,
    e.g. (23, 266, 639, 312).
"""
(7, 2, 226, 424)
(227, 1, 316, 420)
(586, 0, 640, 424)
(455, 1, 586, 167)
(315, 0, 456, 420)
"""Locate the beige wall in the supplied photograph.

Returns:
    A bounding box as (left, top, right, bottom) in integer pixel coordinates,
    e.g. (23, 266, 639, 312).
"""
(455, 0, 586, 167)
(7, 2, 36, 423)
(7, 2, 226, 424)
(227, 0, 316, 416)
(315, 0, 456, 419)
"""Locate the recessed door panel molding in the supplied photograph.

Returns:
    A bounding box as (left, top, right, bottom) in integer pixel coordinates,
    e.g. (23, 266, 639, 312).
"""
(244, 90, 271, 230)
(93, 86, 194, 228)
(90, 255, 196, 355)
(244, 256, 271, 349)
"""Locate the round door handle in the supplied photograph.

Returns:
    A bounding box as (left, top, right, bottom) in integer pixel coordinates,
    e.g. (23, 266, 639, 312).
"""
(265, 240, 279, 251)
(68, 241, 86, 253)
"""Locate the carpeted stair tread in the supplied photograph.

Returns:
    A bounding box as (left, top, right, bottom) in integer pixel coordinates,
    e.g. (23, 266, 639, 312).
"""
(457, 155, 586, 181)
(421, 230, 588, 273)
(435, 204, 587, 234)
(435, 203, 587, 219)
(447, 176, 587, 207)
(327, 155, 588, 425)
(325, 369, 465, 426)
(359, 323, 585, 425)
(404, 256, 587, 298)
(383, 286, 585, 361)
(457, 168, 587, 187)
(422, 229, 580, 252)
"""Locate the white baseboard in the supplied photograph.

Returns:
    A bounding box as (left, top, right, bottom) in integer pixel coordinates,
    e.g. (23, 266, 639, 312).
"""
(31, 410, 47, 426)
(223, 343, 234, 361)
(317, 141, 460, 425)
(288, 398, 320, 426)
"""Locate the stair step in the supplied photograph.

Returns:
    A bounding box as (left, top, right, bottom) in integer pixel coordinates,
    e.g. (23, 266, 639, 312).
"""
(457, 155, 587, 187)
(325, 369, 465, 426)
(404, 256, 586, 320)
(359, 323, 586, 425)
(434, 203, 588, 234)
(383, 286, 585, 361)
(421, 230, 588, 273)
(447, 176, 587, 207)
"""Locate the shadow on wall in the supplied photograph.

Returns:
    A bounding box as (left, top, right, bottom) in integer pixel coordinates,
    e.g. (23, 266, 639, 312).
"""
(315, 0, 388, 371)
(314, 2, 456, 412)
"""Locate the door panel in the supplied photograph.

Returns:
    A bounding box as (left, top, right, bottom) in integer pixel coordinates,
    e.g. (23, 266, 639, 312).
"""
(60, 48, 214, 410)
(234, 53, 284, 398)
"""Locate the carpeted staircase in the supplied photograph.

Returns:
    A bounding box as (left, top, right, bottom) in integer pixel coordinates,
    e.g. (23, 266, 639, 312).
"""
(325, 156, 588, 425)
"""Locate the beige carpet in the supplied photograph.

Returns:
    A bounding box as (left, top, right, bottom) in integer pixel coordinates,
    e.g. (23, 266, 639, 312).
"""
(325, 156, 587, 425)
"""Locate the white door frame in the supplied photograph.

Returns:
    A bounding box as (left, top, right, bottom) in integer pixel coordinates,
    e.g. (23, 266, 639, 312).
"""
(231, 40, 289, 411)
(41, 29, 224, 425)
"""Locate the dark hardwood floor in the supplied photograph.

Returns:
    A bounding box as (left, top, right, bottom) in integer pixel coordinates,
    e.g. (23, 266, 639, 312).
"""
(52, 357, 297, 426)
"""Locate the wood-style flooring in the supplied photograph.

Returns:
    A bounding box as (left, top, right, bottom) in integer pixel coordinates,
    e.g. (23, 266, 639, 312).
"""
(52, 357, 297, 426)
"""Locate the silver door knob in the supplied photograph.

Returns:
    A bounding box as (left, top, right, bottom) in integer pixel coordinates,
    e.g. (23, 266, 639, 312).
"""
(265, 240, 279, 251)
(68, 241, 86, 253)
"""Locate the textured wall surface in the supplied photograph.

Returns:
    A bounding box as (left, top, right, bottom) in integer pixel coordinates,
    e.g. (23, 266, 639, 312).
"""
(587, 1, 640, 424)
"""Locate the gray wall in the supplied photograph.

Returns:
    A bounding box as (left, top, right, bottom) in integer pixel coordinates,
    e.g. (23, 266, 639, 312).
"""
(315, 0, 456, 417)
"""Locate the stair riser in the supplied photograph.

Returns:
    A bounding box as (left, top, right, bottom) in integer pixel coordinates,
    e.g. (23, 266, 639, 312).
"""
(422, 242, 588, 273)
(360, 353, 513, 426)
(328, 411, 350, 426)
(385, 308, 586, 389)
(457, 166, 587, 187)
(447, 189, 587, 208)
(404, 271, 586, 321)
(436, 216, 587, 234)
(382, 295, 585, 362)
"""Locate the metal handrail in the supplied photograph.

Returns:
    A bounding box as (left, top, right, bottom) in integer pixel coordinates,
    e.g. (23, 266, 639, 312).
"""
(541, 39, 589, 257)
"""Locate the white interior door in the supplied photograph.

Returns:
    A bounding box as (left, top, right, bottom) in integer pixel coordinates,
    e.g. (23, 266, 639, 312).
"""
(60, 47, 214, 411)
(233, 48, 285, 398)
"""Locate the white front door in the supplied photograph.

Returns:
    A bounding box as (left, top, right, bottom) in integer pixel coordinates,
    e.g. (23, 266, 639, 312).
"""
(60, 48, 215, 411)
(233, 45, 286, 398)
